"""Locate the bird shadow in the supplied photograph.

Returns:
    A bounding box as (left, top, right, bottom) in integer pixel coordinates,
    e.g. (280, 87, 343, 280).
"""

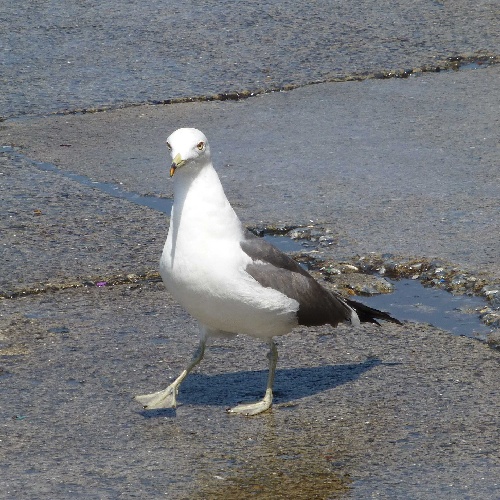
(139, 358, 398, 417)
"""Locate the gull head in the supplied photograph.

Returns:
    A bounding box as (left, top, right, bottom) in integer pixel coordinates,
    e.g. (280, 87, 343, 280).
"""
(166, 128, 211, 177)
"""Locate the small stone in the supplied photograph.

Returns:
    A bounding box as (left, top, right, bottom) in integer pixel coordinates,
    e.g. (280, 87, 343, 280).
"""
(482, 285, 500, 308)
(341, 264, 359, 273)
(486, 331, 500, 349)
(318, 235, 335, 246)
(481, 311, 500, 327)
(320, 266, 341, 275)
(289, 228, 311, 240)
(348, 277, 394, 296)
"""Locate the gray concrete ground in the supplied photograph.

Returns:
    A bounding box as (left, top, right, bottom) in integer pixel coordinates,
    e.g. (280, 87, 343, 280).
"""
(3, 66, 500, 284)
(1, 0, 498, 118)
(1, 283, 499, 498)
(1, 66, 499, 498)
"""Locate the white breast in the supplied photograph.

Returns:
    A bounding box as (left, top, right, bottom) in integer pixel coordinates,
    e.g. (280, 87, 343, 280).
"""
(159, 164, 299, 339)
(160, 233, 299, 339)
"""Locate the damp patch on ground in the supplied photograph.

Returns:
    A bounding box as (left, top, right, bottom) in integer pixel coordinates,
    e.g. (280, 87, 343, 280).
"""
(2, 146, 174, 213)
(356, 278, 493, 339)
(2, 146, 499, 349)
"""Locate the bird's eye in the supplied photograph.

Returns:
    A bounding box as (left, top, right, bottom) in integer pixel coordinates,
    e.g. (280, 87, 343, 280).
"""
(166, 142, 172, 151)
(196, 141, 205, 151)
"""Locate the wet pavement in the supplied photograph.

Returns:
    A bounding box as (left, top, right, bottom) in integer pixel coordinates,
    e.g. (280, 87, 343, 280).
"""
(1, 1, 498, 118)
(1, 1, 500, 498)
(1, 283, 499, 498)
(3, 66, 500, 283)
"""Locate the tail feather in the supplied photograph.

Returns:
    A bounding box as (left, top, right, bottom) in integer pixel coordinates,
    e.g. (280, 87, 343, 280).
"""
(346, 298, 402, 326)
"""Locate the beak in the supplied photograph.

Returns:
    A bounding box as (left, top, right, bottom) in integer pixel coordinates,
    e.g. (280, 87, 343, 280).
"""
(170, 153, 186, 177)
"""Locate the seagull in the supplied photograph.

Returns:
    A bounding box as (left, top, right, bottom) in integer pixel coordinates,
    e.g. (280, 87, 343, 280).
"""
(136, 128, 401, 415)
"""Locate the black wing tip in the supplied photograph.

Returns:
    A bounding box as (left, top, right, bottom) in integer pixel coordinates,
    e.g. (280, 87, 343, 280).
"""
(346, 298, 403, 326)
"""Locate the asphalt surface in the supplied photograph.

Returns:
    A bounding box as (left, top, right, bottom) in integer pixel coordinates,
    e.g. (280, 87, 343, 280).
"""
(1, 1, 500, 498)
(1, 283, 499, 498)
(1, 67, 500, 499)
(1, 0, 498, 118)
(3, 66, 500, 284)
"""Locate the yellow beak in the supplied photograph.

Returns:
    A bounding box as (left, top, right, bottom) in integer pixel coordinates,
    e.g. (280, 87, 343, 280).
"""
(170, 153, 186, 177)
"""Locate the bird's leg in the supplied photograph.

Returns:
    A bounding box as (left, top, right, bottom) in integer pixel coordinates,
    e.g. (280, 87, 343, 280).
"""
(135, 336, 206, 410)
(227, 340, 278, 416)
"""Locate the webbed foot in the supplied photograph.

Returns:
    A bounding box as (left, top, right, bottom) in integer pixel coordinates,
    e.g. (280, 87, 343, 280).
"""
(227, 389, 273, 416)
(135, 384, 178, 409)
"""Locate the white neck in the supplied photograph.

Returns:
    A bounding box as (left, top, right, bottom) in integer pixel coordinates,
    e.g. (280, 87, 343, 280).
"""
(169, 161, 242, 246)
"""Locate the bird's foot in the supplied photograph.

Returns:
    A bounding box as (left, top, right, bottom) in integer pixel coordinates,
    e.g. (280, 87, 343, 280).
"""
(135, 384, 178, 410)
(227, 391, 273, 416)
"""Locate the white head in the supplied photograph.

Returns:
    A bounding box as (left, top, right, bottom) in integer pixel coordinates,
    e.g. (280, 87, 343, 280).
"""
(166, 128, 211, 177)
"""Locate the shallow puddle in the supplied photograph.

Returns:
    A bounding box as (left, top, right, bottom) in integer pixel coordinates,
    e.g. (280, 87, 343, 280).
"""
(358, 278, 492, 340)
(263, 234, 303, 252)
(257, 243, 492, 342)
(264, 242, 495, 344)
(2, 146, 173, 212)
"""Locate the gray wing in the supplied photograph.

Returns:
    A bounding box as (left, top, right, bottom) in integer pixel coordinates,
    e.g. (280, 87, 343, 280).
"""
(240, 229, 353, 327)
